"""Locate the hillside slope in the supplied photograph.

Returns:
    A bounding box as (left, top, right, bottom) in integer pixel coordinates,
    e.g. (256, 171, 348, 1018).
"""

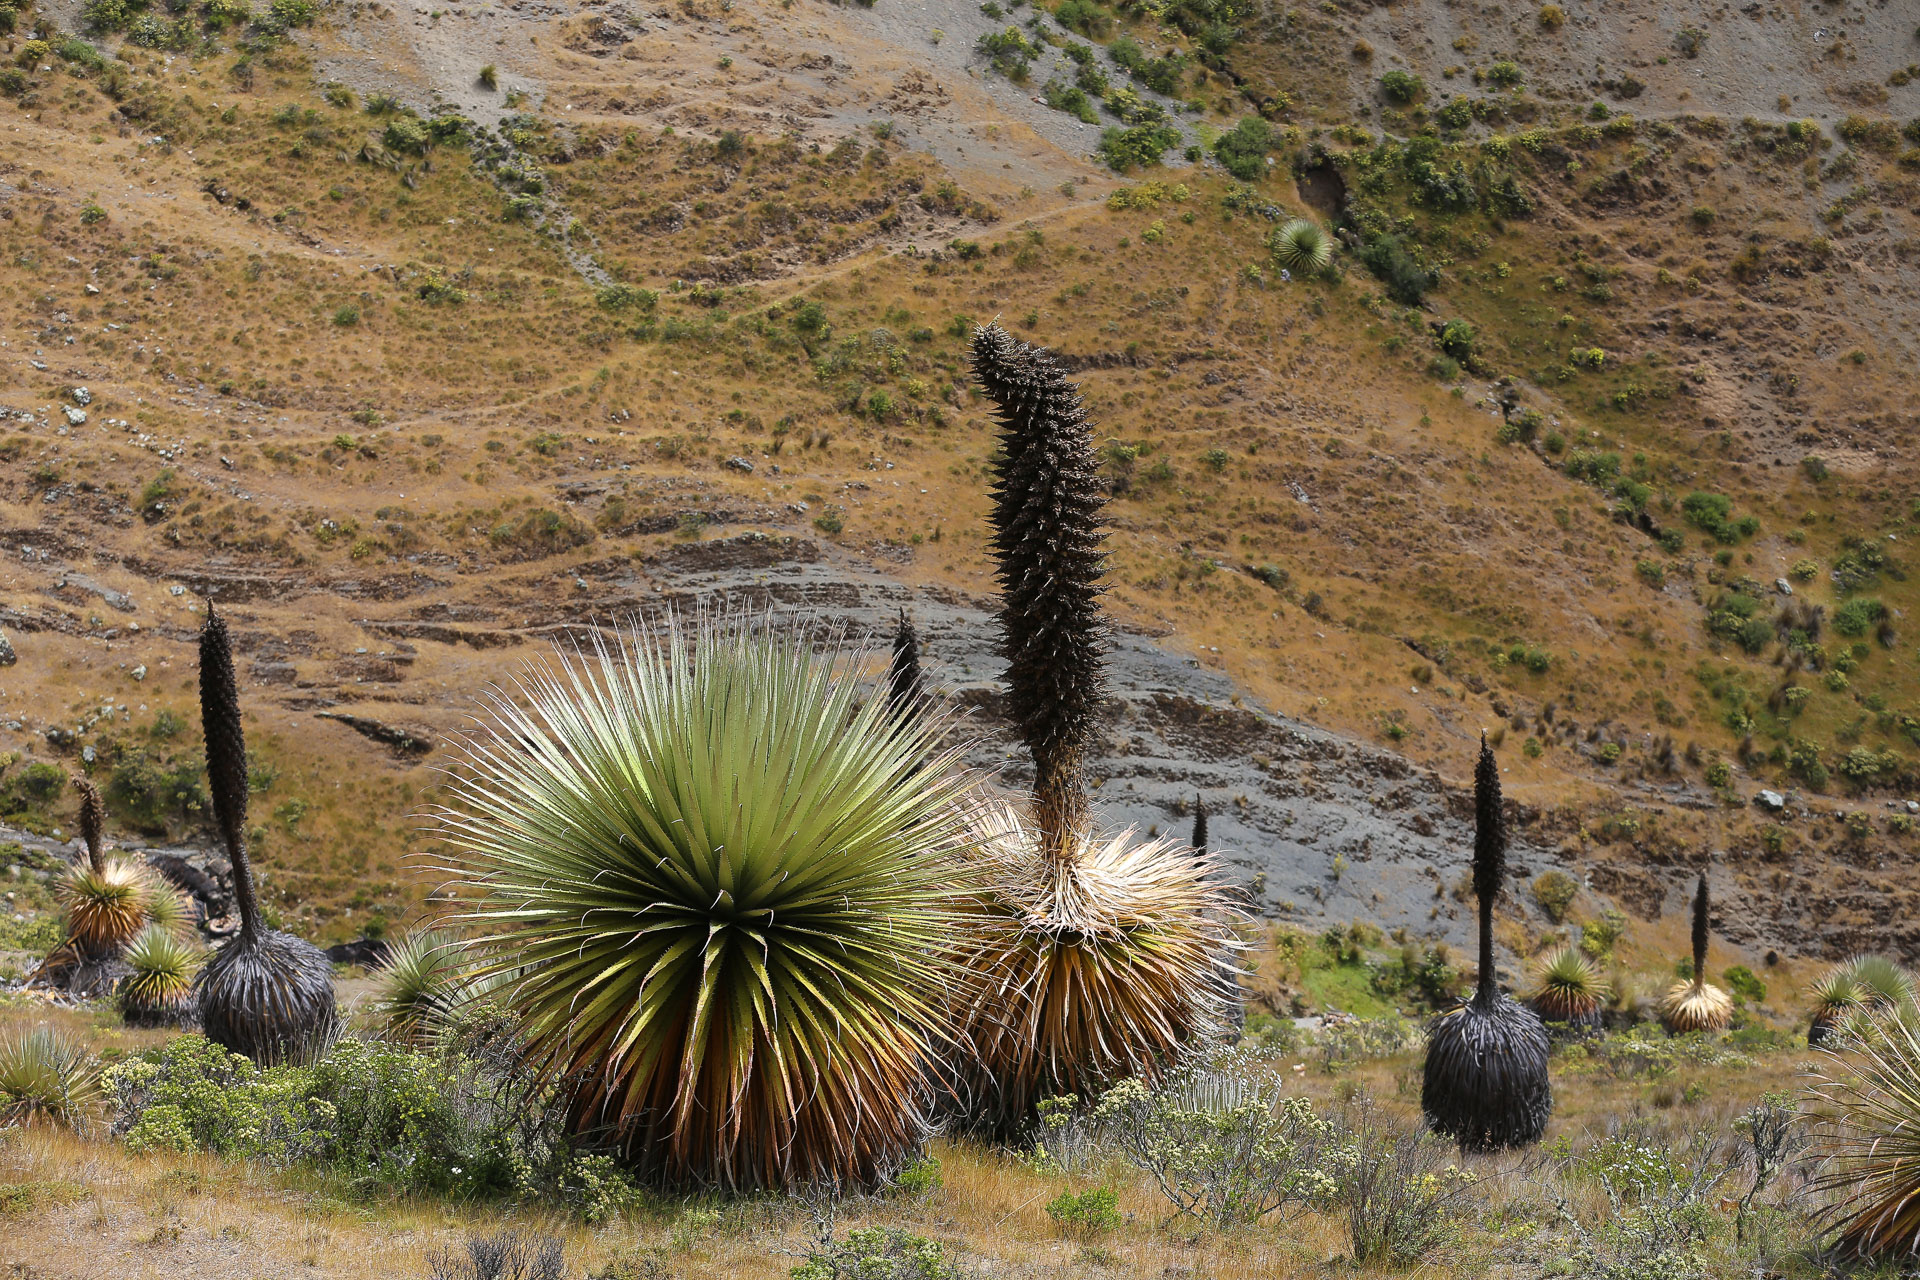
(1, 0, 1918, 963)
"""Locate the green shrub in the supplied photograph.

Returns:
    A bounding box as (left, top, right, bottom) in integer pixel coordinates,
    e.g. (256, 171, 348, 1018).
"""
(1379, 70, 1425, 104)
(1832, 597, 1886, 638)
(791, 1228, 969, 1280)
(1531, 871, 1579, 923)
(1098, 124, 1182, 172)
(81, 0, 143, 30)
(269, 0, 315, 24)
(108, 1036, 551, 1198)
(1, 762, 66, 812)
(1724, 965, 1765, 1003)
(1211, 116, 1272, 181)
(1097, 1065, 1333, 1227)
(382, 116, 431, 154)
(203, 0, 251, 28)
(1045, 1185, 1121, 1237)
(595, 284, 658, 312)
(1485, 60, 1523, 89)
(977, 25, 1038, 80)
(1680, 491, 1759, 544)
(1359, 235, 1433, 305)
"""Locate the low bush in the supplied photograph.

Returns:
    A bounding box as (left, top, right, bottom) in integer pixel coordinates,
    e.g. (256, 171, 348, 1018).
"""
(792, 1227, 972, 1280)
(1532, 870, 1579, 923)
(1211, 116, 1272, 181)
(1359, 235, 1433, 305)
(106, 1036, 582, 1200)
(1044, 1184, 1120, 1237)
(1097, 1059, 1334, 1227)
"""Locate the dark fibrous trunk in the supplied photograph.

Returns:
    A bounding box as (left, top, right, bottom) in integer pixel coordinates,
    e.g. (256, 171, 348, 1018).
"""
(1472, 733, 1505, 1005)
(1423, 734, 1551, 1151)
(1191, 797, 1207, 855)
(1422, 996, 1553, 1151)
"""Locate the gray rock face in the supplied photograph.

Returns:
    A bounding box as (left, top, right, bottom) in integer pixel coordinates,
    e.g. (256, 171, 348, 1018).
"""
(0, 630, 13, 667)
(1756, 790, 1787, 812)
(623, 533, 1547, 955)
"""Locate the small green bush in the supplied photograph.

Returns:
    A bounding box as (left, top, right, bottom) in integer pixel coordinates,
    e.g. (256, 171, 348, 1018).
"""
(1045, 1185, 1121, 1237)
(1531, 871, 1579, 923)
(792, 1227, 968, 1280)
(1379, 70, 1425, 104)
(1212, 116, 1272, 181)
(1098, 124, 1182, 172)
(1724, 965, 1765, 1003)
(1832, 597, 1886, 638)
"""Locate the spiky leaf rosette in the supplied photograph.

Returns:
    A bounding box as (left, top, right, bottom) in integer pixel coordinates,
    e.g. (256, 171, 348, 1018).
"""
(142, 883, 194, 938)
(942, 802, 1238, 1140)
(971, 323, 1108, 858)
(1809, 965, 1866, 1048)
(1423, 735, 1551, 1151)
(434, 614, 985, 1192)
(1268, 218, 1333, 274)
(371, 929, 467, 1047)
(1658, 979, 1732, 1034)
(0, 1029, 100, 1130)
(1812, 1011, 1920, 1259)
(58, 859, 148, 957)
(1190, 797, 1207, 856)
(1847, 954, 1918, 1015)
(194, 610, 339, 1066)
(74, 775, 106, 874)
(1526, 945, 1608, 1029)
(1421, 996, 1552, 1153)
(120, 925, 202, 1027)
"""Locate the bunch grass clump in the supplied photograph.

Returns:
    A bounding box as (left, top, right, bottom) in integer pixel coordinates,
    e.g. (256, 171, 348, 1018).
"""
(1658, 874, 1731, 1035)
(193, 608, 340, 1067)
(121, 925, 202, 1026)
(0, 1029, 100, 1129)
(1422, 735, 1551, 1152)
(436, 613, 984, 1192)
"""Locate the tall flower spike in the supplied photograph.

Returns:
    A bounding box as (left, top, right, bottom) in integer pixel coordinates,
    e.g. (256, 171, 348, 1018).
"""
(971, 322, 1108, 859)
(73, 776, 106, 875)
(1473, 731, 1505, 1002)
(198, 605, 258, 940)
(888, 609, 926, 720)
(1691, 872, 1709, 982)
(1191, 796, 1207, 856)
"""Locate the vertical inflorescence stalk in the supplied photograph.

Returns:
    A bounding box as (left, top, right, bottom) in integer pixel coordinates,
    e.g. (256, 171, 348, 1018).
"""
(1473, 732, 1506, 1007)
(74, 776, 106, 875)
(888, 609, 925, 722)
(1691, 873, 1709, 990)
(199, 607, 260, 942)
(971, 323, 1108, 865)
(1191, 796, 1207, 856)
